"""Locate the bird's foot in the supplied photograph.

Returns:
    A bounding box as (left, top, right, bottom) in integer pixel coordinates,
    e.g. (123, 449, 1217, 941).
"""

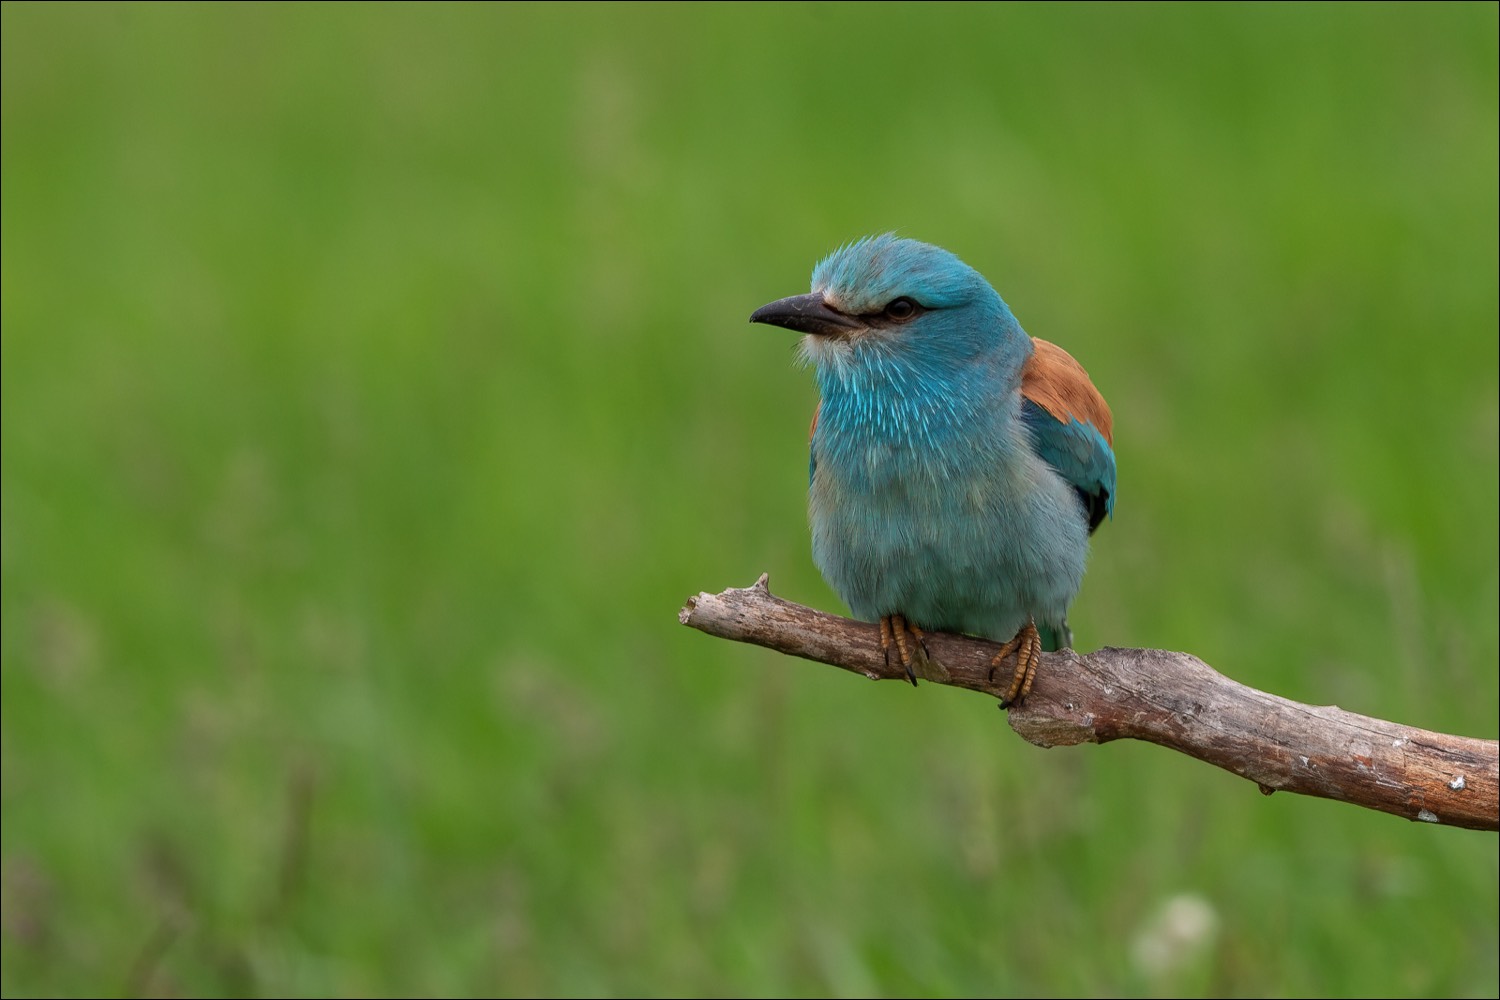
(990, 617, 1043, 707)
(880, 614, 950, 686)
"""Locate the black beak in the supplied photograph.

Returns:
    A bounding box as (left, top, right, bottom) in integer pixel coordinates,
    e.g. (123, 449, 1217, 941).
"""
(749, 293, 863, 337)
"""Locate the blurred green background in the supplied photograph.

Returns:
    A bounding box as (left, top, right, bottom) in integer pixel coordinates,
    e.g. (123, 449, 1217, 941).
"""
(3, 3, 1496, 997)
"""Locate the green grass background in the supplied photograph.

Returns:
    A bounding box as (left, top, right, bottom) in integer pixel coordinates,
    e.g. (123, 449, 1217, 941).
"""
(3, 3, 1496, 996)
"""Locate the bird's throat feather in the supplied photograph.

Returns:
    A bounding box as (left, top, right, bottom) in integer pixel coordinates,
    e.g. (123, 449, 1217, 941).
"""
(810, 347, 1026, 492)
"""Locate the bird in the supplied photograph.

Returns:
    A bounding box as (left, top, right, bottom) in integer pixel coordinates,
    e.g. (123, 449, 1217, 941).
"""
(749, 234, 1115, 704)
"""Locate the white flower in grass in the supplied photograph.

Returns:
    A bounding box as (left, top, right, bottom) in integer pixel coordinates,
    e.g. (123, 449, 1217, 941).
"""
(1130, 893, 1219, 977)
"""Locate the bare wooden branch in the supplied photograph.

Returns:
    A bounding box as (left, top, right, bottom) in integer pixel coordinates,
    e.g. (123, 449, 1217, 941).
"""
(680, 575, 1499, 832)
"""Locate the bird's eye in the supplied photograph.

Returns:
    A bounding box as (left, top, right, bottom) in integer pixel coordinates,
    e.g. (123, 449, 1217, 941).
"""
(884, 297, 919, 322)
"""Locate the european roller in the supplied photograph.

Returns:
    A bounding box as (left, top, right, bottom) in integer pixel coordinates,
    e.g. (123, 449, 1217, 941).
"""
(750, 235, 1115, 704)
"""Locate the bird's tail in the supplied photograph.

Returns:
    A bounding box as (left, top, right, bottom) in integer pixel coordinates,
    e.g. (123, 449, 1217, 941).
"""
(1038, 619, 1073, 652)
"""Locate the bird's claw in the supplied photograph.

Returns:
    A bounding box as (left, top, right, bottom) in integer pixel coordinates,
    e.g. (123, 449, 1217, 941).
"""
(990, 617, 1043, 707)
(880, 614, 950, 685)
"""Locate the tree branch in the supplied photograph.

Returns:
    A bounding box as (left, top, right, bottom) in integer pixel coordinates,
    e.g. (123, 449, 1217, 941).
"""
(679, 575, 1499, 832)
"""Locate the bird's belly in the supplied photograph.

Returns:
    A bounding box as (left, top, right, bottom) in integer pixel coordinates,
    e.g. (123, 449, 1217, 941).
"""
(809, 455, 1086, 640)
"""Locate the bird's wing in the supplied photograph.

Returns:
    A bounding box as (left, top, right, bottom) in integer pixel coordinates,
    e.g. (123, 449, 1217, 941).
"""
(1020, 338, 1116, 533)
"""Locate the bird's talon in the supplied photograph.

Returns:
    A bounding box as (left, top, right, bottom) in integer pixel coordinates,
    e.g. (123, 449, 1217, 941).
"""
(991, 618, 1042, 707)
(879, 617, 897, 671)
(879, 614, 948, 685)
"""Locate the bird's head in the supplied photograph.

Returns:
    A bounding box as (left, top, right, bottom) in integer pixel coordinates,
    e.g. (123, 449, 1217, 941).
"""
(750, 234, 1026, 378)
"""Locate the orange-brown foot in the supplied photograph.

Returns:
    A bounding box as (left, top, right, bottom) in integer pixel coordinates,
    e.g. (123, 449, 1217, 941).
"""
(879, 614, 951, 685)
(990, 617, 1042, 707)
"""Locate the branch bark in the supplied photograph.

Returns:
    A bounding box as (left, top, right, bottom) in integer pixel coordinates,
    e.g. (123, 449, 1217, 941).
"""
(680, 575, 1499, 832)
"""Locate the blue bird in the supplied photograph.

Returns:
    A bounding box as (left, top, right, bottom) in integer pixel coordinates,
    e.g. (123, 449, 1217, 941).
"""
(750, 235, 1115, 703)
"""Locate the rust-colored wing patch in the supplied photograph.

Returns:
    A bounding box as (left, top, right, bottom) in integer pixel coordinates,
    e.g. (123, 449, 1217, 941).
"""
(1021, 338, 1113, 445)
